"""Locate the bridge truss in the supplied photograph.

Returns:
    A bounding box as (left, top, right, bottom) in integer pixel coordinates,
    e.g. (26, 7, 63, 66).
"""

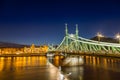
(55, 24, 120, 54)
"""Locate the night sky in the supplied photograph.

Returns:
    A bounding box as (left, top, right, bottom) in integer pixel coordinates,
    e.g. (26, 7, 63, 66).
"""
(0, 0, 120, 45)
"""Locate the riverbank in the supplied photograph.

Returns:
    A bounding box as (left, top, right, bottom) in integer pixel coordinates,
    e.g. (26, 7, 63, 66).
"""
(0, 53, 46, 57)
(66, 52, 120, 58)
(0, 52, 120, 58)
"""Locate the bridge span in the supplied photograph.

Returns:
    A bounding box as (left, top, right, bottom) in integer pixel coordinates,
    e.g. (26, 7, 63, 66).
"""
(48, 24, 120, 57)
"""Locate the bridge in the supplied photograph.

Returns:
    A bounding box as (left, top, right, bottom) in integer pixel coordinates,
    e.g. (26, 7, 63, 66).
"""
(49, 24, 120, 55)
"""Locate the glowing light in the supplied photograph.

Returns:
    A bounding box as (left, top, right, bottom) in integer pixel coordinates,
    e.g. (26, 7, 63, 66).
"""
(116, 33, 120, 39)
(70, 34, 74, 38)
(97, 32, 104, 37)
(79, 57, 83, 62)
(16, 52, 20, 55)
(115, 33, 120, 43)
(70, 50, 73, 52)
(97, 32, 104, 42)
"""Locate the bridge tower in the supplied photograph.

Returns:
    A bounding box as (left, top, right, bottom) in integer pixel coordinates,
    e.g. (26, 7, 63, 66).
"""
(65, 23, 68, 36)
(75, 24, 79, 51)
(65, 23, 68, 51)
(55, 24, 120, 54)
(76, 24, 79, 39)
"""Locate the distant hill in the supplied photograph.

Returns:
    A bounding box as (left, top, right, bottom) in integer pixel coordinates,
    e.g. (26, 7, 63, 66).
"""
(0, 42, 29, 48)
(91, 36, 119, 43)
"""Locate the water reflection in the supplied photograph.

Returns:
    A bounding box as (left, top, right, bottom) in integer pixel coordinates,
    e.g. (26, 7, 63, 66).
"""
(62, 56, 84, 66)
(57, 55, 120, 72)
(0, 55, 120, 80)
(60, 55, 120, 80)
(84, 56, 120, 72)
(0, 56, 65, 80)
(0, 56, 47, 71)
(53, 56, 64, 67)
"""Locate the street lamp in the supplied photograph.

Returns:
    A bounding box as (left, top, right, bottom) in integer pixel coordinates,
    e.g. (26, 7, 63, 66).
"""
(97, 32, 104, 43)
(115, 33, 120, 43)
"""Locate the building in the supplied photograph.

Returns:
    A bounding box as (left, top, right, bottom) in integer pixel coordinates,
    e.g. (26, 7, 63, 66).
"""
(0, 44, 48, 54)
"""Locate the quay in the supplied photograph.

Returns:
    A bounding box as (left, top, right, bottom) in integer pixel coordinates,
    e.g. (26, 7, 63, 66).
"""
(0, 53, 46, 57)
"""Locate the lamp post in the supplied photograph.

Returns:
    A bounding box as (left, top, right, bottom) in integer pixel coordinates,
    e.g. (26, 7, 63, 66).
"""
(97, 32, 104, 43)
(116, 33, 120, 44)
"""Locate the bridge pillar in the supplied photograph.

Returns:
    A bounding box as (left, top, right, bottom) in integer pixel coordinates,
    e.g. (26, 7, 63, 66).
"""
(76, 24, 79, 38)
(65, 23, 68, 36)
(65, 23, 68, 51)
(75, 24, 79, 51)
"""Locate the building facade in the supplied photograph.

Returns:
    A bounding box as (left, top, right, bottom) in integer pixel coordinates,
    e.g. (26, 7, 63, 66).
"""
(0, 44, 48, 54)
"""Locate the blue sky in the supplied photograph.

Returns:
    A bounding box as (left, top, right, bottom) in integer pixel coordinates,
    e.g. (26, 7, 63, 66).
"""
(0, 0, 120, 45)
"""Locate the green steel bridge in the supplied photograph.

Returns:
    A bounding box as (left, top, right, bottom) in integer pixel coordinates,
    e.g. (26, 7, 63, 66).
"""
(49, 24, 120, 55)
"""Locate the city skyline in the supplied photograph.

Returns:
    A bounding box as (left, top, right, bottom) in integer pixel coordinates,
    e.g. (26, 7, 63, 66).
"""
(0, 0, 120, 45)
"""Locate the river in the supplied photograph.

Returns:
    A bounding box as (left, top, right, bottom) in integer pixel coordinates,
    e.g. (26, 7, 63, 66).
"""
(0, 55, 120, 80)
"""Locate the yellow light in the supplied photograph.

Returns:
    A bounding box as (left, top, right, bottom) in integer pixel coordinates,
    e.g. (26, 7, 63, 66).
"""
(115, 33, 120, 43)
(97, 32, 104, 37)
(16, 52, 20, 55)
(116, 33, 120, 39)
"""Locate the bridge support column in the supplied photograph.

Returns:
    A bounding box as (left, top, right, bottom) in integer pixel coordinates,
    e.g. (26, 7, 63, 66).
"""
(65, 24, 68, 52)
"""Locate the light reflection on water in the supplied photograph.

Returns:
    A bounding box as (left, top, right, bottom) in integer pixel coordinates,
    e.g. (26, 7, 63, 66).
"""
(53, 56, 120, 71)
(83, 56, 120, 72)
(0, 55, 120, 80)
(0, 56, 47, 71)
(53, 55, 120, 80)
(62, 56, 84, 66)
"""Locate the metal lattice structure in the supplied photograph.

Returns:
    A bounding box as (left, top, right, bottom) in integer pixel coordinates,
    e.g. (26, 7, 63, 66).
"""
(54, 24, 120, 54)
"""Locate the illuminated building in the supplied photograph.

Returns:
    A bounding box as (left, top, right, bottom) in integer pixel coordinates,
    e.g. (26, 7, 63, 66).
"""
(0, 44, 48, 54)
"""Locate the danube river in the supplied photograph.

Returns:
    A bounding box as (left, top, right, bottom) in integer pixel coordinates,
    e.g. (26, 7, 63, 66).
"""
(0, 55, 120, 80)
